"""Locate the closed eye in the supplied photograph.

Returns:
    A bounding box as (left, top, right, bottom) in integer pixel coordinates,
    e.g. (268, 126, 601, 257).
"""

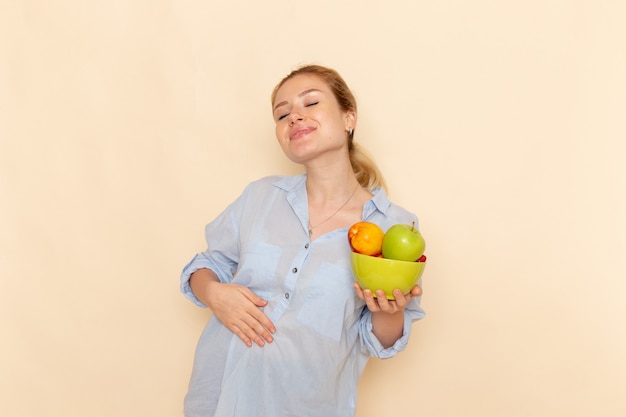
(276, 101, 318, 121)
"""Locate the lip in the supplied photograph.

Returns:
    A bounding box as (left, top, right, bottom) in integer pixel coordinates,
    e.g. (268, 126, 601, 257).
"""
(289, 126, 316, 140)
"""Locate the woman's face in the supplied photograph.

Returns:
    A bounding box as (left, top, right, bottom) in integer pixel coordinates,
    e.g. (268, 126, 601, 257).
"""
(272, 74, 355, 165)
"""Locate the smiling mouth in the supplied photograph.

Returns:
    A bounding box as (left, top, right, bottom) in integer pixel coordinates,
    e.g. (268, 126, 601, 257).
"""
(290, 126, 316, 140)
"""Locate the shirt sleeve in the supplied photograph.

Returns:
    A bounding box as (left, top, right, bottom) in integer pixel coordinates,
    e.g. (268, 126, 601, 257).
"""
(358, 195, 427, 357)
(180, 188, 249, 307)
(358, 294, 426, 358)
(180, 251, 234, 307)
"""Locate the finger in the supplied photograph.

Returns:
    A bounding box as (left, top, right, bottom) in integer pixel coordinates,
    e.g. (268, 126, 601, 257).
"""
(219, 307, 271, 347)
(353, 283, 366, 300)
(231, 315, 271, 347)
(410, 284, 423, 297)
(244, 322, 269, 347)
(246, 309, 276, 341)
(375, 290, 390, 309)
(227, 322, 254, 347)
(238, 290, 274, 334)
(238, 289, 275, 342)
(240, 287, 269, 307)
(363, 289, 380, 312)
(392, 289, 408, 309)
(376, 290, 395, 313)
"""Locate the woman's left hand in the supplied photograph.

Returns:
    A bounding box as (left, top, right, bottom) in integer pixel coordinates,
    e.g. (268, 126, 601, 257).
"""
(354, 283, 422, 314)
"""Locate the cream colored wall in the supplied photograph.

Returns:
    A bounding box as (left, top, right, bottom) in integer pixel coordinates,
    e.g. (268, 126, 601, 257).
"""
(1, 1, 624, 416)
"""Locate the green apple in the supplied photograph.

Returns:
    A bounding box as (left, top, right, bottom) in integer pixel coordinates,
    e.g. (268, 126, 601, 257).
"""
(381, 222, 426, 262)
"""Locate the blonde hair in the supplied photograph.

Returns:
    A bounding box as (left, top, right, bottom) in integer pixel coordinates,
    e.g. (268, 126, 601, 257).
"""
(271, 64, 387, 191)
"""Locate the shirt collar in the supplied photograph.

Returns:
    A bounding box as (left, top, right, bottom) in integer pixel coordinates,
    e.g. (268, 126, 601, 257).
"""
(366, 187, 391, 217)
(273, 174, 391, 219)
(273, 174, 307, 192)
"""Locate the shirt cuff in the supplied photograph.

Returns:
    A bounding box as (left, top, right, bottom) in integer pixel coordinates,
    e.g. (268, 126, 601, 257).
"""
(180, 253, 213, 308)
(360, 304, 425, 359)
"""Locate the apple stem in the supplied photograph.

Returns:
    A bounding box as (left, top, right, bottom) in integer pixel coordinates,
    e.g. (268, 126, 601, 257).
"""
(411, 221, 415, 232)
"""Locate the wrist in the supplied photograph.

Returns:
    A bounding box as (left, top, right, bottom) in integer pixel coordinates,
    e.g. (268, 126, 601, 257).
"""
(190, 268, 221, 307)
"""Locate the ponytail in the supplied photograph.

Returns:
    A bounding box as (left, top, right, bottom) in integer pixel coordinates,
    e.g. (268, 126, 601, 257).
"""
(349, 140, 387, 191)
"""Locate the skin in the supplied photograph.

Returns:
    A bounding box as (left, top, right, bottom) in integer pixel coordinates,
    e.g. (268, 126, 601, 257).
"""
(190, 73, 422, 348)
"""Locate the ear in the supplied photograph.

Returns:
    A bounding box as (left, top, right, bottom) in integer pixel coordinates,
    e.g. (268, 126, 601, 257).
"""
(344, 109, 357, 131)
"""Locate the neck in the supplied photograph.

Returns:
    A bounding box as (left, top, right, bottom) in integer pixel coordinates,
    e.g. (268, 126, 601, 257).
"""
(305, 162, 359, 203)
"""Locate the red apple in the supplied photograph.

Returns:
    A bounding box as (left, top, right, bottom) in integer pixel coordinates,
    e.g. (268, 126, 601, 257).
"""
(381, 222, 426, 262)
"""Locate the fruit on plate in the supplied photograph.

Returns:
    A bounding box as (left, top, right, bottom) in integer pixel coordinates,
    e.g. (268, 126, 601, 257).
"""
(381, 222, 426, 262)
(348, 221, 385, 256)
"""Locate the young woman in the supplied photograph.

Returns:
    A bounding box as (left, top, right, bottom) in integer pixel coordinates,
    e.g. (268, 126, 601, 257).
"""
(180, 65, 425, 417)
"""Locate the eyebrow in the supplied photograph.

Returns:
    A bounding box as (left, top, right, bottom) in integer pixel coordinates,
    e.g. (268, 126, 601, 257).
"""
(273, 89, 322, 111)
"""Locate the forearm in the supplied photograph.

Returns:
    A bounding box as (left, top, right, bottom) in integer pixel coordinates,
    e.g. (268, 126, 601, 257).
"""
(371, 310, 405, 348)
(189, 268, 221, 307)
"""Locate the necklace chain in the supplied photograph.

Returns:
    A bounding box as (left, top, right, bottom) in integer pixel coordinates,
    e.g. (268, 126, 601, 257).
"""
(308, 183, 359, 237)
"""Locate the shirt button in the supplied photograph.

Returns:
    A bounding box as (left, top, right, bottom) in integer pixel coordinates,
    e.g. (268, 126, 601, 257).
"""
(304, 243, 309, 249)
(284, 292, 290, 299)
(292, 267, 298, 273)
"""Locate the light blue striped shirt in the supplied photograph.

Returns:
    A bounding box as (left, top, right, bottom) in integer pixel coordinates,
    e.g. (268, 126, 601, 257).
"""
(181, 174, 425, 417)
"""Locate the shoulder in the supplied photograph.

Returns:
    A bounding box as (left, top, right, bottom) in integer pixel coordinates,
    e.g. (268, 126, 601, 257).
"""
(244, 174, 306, 193)
(235, 175, 306, 202)
(370, 187, 420, 228)
(215, 175, 304, 220)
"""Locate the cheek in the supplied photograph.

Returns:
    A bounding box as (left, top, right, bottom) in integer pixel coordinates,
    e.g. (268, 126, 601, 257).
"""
(275, 123, 285, 141)
(275, 124, 291, 150)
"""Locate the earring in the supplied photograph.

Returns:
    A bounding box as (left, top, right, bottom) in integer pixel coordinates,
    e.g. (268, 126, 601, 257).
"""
(348, 127, 353, 136)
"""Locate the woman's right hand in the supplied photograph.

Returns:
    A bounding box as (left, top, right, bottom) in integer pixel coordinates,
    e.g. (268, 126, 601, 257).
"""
(189, 269, 276, 347)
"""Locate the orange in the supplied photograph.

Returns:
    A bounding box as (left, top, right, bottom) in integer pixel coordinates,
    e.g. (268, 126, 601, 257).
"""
(348, 222, 385, 256)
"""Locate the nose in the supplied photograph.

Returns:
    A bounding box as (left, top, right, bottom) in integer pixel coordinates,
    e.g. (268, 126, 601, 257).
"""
(288, 112, 303, 126)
